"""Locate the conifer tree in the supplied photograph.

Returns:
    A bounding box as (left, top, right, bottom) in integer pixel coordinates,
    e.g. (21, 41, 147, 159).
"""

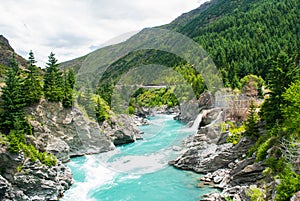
(0, 57, 26, 133)
(43, 52, 64, 102)
(245, 100, 259, 137)
(23, 50, 42, 105)
(62, 69, 75, 108)
(261, 52, 299, 127)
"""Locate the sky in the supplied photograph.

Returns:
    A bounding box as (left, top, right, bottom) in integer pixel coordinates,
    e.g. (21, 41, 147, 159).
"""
(0, 0, 207, 66)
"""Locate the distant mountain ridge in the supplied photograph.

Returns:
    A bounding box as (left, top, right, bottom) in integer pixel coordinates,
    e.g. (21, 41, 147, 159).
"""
(0, 35, 27, 67)
(61, 0, 299, 92)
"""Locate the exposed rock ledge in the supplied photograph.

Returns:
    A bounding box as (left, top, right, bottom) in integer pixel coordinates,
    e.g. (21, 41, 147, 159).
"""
(26, 100, 145, 162)
(170, 108, 264, 200)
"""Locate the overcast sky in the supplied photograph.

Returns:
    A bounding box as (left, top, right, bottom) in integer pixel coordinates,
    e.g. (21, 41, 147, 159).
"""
(0, 0, 206, 66)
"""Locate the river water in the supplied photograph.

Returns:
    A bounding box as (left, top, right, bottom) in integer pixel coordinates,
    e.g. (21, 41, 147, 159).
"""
(62, 115, 216, 201)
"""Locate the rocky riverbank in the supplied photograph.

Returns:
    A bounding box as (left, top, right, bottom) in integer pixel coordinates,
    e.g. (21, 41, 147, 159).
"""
(0, 149, 72, 201)
(170, 107, 265, 201)
(0, 99, 149, 200)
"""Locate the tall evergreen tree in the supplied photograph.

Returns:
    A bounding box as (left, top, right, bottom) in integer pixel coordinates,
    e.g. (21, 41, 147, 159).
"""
(62, 69, 75, 108)
(23, 50, 43, 105)
(0, 57, 26, 133)
(261, 52, 299, 127)
(245, 100, 259, 137)
(43, 52, 64, 102)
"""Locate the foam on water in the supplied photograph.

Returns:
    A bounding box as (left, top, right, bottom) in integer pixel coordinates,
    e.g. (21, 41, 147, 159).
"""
(63, 115, 217, 201)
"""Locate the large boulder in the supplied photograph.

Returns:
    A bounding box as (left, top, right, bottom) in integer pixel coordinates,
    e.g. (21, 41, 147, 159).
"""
(101, 114, 142, 146)
(171, 114, 254, 173)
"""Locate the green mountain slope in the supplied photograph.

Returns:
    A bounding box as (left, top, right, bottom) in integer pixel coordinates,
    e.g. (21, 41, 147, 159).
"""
(164, 0, 300, 87)
(61, 0, 300, 101)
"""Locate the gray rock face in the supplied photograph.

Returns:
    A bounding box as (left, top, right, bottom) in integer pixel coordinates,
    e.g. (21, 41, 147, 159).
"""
(101, 114, 142, 146)
(230, 161, 265, 186)
(175, 92, 215, 124)
(171, 108, 252, 174)
(174, 100, 199, 123)
(200, 108, 223, 127)
(26, 100, 115, 161)
(198, 91, 214, 110)
(0, 175, 10, 200)
(173, 133, 254, 173)
(0, 149, 72, 201)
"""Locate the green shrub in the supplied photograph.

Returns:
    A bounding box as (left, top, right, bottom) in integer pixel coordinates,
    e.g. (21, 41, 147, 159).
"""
(247, 186, 265, 201)
(256, 137, 277, 162)
(226, 123, 245, 145)
(276, 167, 300, 201)
(127, 106, 135, 115)
(22, 144, 57, 166)
(7, 131, 25, 154)
(265, 157, 285, 173)
(256, 138, 271, 162)
(16, 164, 23, 172)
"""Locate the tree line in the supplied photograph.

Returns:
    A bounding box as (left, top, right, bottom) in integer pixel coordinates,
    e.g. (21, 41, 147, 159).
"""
(0, 51, 75, 166)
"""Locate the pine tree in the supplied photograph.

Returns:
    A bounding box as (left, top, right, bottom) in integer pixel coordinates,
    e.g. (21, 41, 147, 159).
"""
(23, 50, 42, 105)
(0, 57, 26, 133)
(62, 69, 75, 108)
(261, 52, 299, 127)
(95, 97, 109, 122)
(282, 80, 300, 138)
(43, 52, 64, 102)
(245, 100, 259, 137)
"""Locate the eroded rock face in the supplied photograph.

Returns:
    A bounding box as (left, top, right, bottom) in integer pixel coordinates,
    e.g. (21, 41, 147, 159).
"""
(0, 149, 72, 201)
(26, 100, 115, 162)
(101, 114, 142, 146)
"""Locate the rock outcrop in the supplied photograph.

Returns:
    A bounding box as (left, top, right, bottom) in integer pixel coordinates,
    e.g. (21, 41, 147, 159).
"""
(26, 100, 145, 162)
(170, 106, 265, 200)
(0, 99, 146, 200)
(291, 192, 300, 201)
(101, 114, 144, 145)
(0, 149, 72, 201)
(26, 100, 115, 162)
(174, 91, 214, 124)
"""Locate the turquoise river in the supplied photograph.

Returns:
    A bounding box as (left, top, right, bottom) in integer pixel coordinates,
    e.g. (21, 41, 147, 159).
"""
(62, 115, 217, 201)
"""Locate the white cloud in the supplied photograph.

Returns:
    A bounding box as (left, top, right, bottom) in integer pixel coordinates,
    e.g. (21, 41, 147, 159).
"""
(0, 0, 207, 66)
